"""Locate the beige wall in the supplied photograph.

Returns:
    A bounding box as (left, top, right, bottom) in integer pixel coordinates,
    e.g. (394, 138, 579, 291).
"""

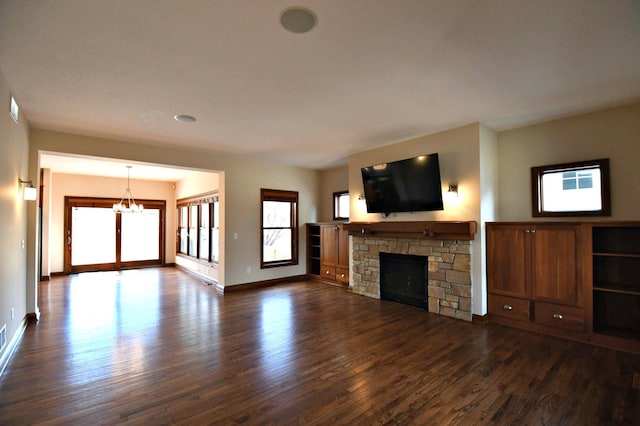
(477, 124, 499, 314)
(28, 129, 319, 309)
(349, 124, 482, 223)
(0, 67, 31, 363)
(348, 123, 489, 315)
(175, 171, 220, 200)
(497, 102, 640, 220)
(48, 173, 176, 273)
(318, 167, 348, 222)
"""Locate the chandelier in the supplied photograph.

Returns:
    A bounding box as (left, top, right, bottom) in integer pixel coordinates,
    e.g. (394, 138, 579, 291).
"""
(113, 166, 143, 213)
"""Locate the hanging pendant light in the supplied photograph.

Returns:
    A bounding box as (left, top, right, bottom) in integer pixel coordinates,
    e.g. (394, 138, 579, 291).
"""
(113, 166, 144, 213)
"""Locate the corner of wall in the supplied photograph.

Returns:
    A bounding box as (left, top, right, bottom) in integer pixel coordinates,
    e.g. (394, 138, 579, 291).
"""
(474, 123, 499, 316)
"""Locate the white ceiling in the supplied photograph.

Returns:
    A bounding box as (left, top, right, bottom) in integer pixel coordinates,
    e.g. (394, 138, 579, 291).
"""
(1, 1, 639, 172)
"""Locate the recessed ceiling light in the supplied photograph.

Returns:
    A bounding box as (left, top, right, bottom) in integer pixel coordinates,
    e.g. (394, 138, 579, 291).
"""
(280, 7, 317, 34)
(174, 114, 197, 123)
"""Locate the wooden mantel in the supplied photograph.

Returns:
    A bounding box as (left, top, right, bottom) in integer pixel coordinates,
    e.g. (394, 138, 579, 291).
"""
(343, 221, 477, 241)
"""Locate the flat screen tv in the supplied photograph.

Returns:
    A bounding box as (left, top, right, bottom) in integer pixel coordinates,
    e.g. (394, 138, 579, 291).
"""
(361, 153, 444, 215)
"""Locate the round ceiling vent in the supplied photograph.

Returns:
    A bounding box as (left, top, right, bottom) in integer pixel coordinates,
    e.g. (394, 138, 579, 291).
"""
(280, 7, 317, 34)
(174, 114, 197, 123)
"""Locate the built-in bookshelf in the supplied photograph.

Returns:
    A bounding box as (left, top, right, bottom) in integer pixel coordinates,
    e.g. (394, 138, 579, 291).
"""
(592, 226, 640, 341)
(307, 224, 321, 276)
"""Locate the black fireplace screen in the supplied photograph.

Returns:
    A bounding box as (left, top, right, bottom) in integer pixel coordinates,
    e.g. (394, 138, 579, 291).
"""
(379, 252, 428, 309)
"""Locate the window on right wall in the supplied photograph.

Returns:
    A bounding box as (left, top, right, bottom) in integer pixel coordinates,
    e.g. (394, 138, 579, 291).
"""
(531, 158, 611, 217)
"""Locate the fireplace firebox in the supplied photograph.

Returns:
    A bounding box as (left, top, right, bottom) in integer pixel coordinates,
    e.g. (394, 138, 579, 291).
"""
(379, 252, 428, 309)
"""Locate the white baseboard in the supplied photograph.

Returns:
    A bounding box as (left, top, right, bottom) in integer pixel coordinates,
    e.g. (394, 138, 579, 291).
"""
(0, 317, 29, 377)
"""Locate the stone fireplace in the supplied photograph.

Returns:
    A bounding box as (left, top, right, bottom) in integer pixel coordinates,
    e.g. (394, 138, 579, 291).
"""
(347, 222, 474, 322)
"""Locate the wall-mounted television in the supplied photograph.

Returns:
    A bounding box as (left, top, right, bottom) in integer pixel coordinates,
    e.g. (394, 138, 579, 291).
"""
(361, 153, 444, 215)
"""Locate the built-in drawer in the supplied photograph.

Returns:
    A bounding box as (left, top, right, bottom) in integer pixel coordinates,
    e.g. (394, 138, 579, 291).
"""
(489, 294, 530, 322)
(321, 265, 336, 281)
(534, 302, 585, 332)
(336, 267, 349, 284)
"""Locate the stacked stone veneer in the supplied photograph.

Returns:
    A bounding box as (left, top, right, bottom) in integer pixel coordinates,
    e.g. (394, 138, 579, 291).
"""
(351, 235, 472, 322)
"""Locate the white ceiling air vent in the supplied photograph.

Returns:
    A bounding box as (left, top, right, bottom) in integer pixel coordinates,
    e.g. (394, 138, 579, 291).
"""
(280, 7, 317, 34)
(174, 114, 196, 123)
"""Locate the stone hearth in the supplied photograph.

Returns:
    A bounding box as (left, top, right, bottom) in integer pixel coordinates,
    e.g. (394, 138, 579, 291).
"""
(351, 235, 472, 321)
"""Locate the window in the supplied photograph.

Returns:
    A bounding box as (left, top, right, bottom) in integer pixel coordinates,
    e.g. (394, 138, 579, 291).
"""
(531, 158, 610, 217)
(179, 206, 188, 253)
(333, 191, 349, 220)
(211, 201, 220, 262)
(199, 203, 210, 261)
(261, 189, 298, 268)
(189, 205, 198, 256)
(177, 193, 219, 263)
(562, 170, 594, 190)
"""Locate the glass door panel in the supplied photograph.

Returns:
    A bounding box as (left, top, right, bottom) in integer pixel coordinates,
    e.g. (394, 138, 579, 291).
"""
(121, 209, 160, 262)
(71, 207, 116, 265)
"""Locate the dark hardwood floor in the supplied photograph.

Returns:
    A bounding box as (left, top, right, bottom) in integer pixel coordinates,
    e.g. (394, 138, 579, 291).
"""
(1, 268, 639, 425)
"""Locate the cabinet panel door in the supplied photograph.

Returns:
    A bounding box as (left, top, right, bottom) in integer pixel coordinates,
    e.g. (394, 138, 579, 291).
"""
(337, 226, 350, 269)
(532, 227, 580, 306)
(321, 225, 339, 267)
(487, 225, 529, 298)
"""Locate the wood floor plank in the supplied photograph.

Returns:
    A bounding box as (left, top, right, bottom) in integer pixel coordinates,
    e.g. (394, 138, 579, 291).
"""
(0, 267, 639, 424)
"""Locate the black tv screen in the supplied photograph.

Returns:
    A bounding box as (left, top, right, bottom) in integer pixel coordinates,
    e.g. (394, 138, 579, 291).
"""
(361, 153, 444, 215)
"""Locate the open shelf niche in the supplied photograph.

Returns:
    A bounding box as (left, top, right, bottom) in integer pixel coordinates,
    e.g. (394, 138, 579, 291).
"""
(592, 226, 640, 341)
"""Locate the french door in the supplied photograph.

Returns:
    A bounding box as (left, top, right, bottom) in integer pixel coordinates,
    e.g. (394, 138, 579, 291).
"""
(64, 197, 166, 273)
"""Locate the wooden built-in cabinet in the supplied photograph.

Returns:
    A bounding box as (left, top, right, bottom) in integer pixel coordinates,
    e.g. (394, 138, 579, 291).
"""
(306, 223, 349, 286)
(487, 221, 640, 354)
(487, 222, 584, 338)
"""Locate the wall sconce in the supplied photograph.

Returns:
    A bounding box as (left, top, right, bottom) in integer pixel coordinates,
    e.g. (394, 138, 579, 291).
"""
(447, 183, 459, 199)
(356, 193, 368, 213)
(19, 178, 37, 201)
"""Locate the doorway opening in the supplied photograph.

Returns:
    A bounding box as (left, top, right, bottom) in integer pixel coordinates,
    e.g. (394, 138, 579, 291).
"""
(64, 196, 166, 273)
